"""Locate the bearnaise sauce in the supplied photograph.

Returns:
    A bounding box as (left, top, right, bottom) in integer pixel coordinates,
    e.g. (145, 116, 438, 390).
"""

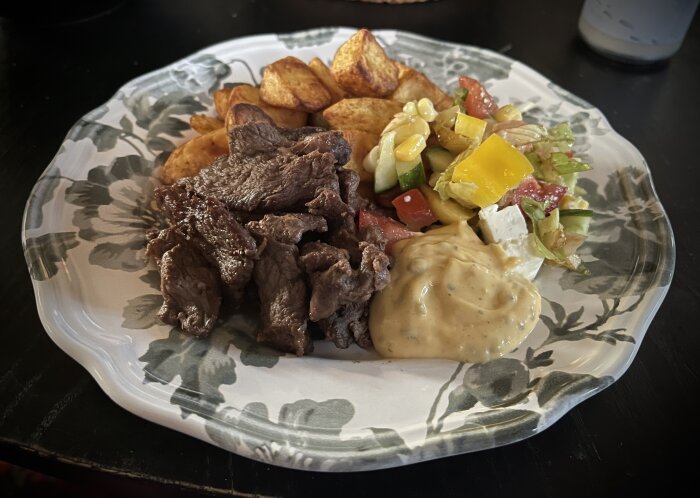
(369, 221, 541, 363)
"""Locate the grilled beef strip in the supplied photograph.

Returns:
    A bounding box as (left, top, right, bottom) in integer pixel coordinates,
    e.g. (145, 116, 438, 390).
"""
(318, 302, 372, 349)
(146, 227, 221, 337)
(246, 214, 328, 356)
(300, 240, 390, 322)
(183, 121, 352, 219)
(154, 184, 257, 306)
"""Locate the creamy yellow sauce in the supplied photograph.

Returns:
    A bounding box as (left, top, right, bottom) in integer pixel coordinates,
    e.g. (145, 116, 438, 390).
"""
(369, 221, 541, 363)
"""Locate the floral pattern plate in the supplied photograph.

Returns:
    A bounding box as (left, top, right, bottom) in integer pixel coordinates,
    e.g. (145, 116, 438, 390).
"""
(22, 28, 674, 471)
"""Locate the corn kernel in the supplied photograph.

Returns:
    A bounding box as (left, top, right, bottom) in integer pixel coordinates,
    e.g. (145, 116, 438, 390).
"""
(394, 133, 427, 162)
(417, 98, 438, 122)
(402, 101, 418, 116)
(494, 104, 522, 122)
(393, 117, 430, 143)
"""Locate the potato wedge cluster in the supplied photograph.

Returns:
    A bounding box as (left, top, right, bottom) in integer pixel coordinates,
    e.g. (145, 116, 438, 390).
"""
(160, 28, 453, 184)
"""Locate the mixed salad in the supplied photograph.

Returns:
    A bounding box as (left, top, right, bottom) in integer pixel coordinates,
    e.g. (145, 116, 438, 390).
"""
(361, 75, 592, 276)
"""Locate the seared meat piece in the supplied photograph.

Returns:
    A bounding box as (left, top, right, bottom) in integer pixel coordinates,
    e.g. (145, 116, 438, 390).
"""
(318, 302, 371, 349)
(146, 226, 187, 266)
(305, 188, 353, 220)
(246, 213, 327, 245)
(252, 239, 311, 356)
(227, 103, 276, 127)
(154, 184, 256, 306)
(246, 213, 328, 356)
(298, 241, 348, 272)
(289, 131, 352, 166)
(360, 224, 387, 251)
(279, 126, 326, 142)
(185, 121, 351, 218)
(337, 168, 368, 214)
(328, 223, 387, 266)
(146, 227, 221, 337)
(299, 240, 390, 322)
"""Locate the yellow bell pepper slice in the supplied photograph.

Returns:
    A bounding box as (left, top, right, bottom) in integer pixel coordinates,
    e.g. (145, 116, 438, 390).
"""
(450, 134, 533, 208)
(454, 113, 487, 143)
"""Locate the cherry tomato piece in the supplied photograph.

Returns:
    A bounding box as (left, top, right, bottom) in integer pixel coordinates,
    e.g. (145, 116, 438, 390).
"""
(458, 76, 499, 119)
(391, 188, 438, 230)
(358, 209, 416, 251)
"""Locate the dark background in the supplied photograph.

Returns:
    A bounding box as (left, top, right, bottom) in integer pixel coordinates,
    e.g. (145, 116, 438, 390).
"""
(1, 1, 698, 496)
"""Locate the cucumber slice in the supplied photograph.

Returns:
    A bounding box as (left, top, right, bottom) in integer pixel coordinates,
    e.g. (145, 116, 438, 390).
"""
(396, 157, 426, 191)
(424, 146, 455, 173)
(374, 131, 398, 193)
(560, 209, 593, 235)
(559, 209, 593, 217)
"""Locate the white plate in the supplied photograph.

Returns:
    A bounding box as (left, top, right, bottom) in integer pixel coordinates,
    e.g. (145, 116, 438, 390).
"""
(22, 28, 674, 471)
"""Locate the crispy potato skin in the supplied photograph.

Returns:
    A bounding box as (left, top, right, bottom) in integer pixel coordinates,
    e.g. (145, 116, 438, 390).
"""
(331, 29, 398, 97)
(159, 128, 228, 184)
(308, 57, 350, 104)
(227, 84, 307, 128)
(341, 129, 379, 182)
(391, 66, 453, 111)
(213, 88, 233, 119)
(322, 97, 402, 136)
(259, 56, 331, 112)
(190, 114, 224, 134)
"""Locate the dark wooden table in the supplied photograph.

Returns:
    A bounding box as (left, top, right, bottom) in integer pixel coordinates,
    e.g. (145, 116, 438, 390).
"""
(1, 1, 698, 496)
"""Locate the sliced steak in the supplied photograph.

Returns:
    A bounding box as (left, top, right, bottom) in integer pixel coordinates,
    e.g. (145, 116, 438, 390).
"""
(328, 223, 387, 267)
(227, 103, 276, 127)
(154, 184, 256, 306)
(305, 187, 353, 220)
(184, 121, 352, 218)
(279, 126, 326, 143)
(318, 302, 371, 349)
(246, 213, 328, 356)
(298, 241, 348, 272)
(289, 130, 351, 166)
(246, 213, 327, 245)
(337, 168, 368, 213)
(299, 240, 390, 322)
(252, 239, 311, 356)
(147, 227, 221, 337)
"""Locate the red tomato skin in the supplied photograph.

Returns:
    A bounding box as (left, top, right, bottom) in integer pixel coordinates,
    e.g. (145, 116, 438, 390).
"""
(503, 178, 568, 213)
(391, 189, 438, 230)
(358, 209, 416, 251)
(458, 76, 499, 118)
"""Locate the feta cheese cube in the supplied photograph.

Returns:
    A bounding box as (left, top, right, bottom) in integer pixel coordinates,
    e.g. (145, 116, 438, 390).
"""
(478, 204, 528, 244)
(499, 234, 544, 281)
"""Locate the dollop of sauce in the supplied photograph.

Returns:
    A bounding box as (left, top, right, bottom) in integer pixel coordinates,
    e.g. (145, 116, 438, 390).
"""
(369, 221, 541, 363)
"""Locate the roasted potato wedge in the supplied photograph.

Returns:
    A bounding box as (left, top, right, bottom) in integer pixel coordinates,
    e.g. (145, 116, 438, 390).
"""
(260, 56, 331, 112)
(308, 57, 350, 104)
(391, 66, 453, 111)
(331, 28, 398, 97)
(323, 98, 402, 136)
(160, 128, 228, 185)
(341, 129, 379, 182)
(227, 84, 307, 128)
(394, 61, 414, 81)
(190, 114, 224, 135)
(213, 88, 233, 119)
